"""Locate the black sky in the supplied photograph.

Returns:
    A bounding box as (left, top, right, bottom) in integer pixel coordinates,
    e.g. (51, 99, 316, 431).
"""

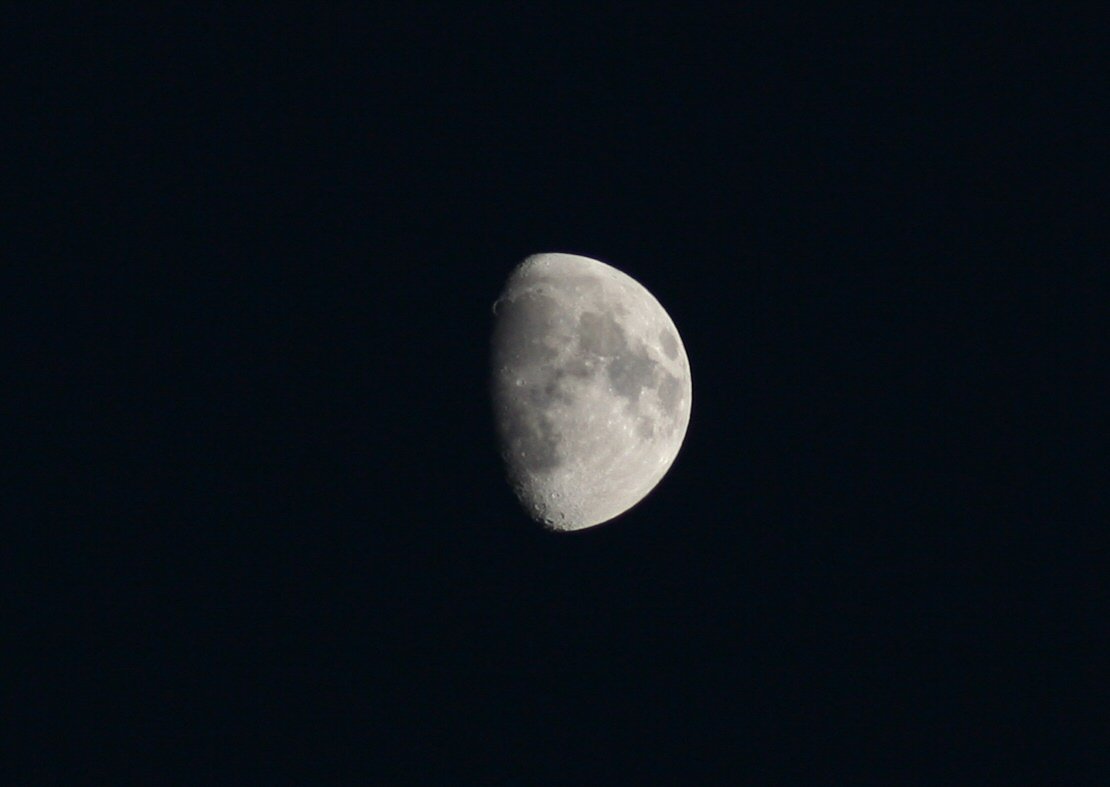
(8, 4, 1103, 783)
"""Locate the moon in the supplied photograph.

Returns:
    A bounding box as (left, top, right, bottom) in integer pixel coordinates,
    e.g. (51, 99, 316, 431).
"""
(490, 252, 692, 531)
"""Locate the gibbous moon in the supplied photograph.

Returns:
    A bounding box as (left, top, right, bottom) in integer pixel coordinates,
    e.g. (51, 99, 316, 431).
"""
(490, 252, 692, 531)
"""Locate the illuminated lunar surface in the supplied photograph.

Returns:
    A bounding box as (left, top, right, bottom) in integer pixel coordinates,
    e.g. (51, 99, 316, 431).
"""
(490, 252, 692, 531)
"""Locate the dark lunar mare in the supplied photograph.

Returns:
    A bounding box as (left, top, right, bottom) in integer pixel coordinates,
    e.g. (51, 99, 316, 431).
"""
(575, 309, 682, 430)
(658, 329, 679, 359)
(578, 310, 661, 405)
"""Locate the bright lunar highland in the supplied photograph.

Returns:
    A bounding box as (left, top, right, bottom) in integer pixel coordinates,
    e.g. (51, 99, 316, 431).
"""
(490, 252, 692, 531)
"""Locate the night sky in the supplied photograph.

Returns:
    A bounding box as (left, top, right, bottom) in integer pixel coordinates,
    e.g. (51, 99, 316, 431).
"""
(10, 4, 1102, 782)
